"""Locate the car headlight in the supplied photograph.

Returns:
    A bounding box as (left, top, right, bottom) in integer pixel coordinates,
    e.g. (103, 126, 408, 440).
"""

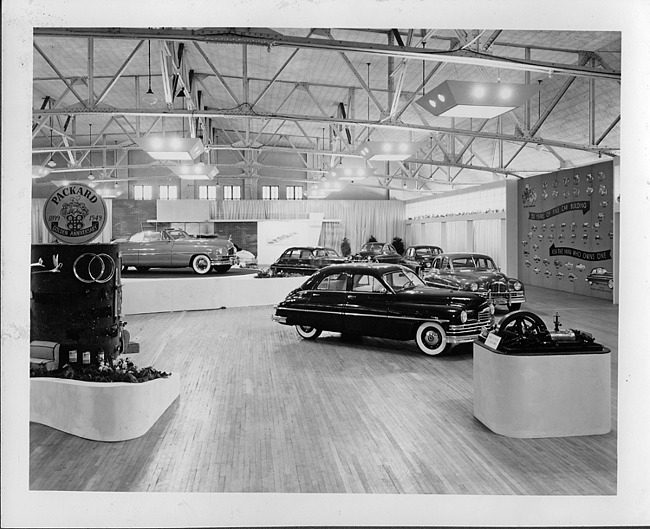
(469, 282, 478, 292)
(513, 281, 522, 291)
(488, 303, 495, 315)
(460, 310, 468, 323)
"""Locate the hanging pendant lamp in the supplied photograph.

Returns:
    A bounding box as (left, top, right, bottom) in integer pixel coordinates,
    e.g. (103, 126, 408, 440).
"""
(142, 40, 158, 106)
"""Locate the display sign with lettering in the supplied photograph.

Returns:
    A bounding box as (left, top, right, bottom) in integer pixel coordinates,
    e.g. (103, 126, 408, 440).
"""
(518, 162, 614, 300)
(43, 184, 107, 244)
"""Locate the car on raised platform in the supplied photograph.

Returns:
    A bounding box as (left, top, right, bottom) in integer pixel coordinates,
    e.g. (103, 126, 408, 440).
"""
(118, 228, 235, 275)
(422, 252, 525, 311)
(400, 245, 444, 276)
(269, 246, 347, 276)
(272, 263, 495, 356)
(352, 242, 402, 263)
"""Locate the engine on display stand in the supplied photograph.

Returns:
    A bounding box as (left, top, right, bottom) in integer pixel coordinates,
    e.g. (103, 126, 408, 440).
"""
(479, 309, 608, 355)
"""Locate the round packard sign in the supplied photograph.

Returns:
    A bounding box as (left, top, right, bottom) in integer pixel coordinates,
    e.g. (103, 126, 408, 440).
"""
(43, 183, 107, 244)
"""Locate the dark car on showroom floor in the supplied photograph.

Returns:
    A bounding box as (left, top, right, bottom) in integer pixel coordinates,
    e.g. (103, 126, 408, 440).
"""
(401, 245, 444, 276)
(272, 263, 495, 355)
(352, 242, 402, 263)
(422, 252, 526, 311)
(269, 246, 347, 276)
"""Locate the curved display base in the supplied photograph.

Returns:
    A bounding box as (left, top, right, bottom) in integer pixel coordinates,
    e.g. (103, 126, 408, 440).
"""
(30, 375, 180, 442)
(473, 342, 611, 438)
(122, 275, 306, 315)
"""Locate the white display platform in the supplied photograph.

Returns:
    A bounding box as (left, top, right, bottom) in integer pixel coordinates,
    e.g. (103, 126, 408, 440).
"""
(473, 341, 611, 438)
(122, 275, 306, 315)
(31, 375, 180, 442)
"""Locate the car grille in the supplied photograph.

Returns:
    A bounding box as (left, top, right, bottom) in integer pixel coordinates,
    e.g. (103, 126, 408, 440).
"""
(490, 281, 507, 293)
(448, 307, 494, 337)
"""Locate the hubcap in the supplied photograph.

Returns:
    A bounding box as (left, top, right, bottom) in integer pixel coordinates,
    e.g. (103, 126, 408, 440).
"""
(424, 329, 441, 348)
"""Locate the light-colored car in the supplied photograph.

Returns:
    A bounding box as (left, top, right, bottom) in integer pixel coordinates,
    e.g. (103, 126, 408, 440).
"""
(235, 249, 258, 268)
(118, 228, 234, 275)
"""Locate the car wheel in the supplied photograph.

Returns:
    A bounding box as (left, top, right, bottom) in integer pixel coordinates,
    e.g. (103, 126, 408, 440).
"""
(191, 254, 212, 275)
(212, 265, 231, 274)
(507, 302, 521, 312)
(135, 266, 150, 272)
(415, 321, 449, 356)
(295, 325, 322, 340)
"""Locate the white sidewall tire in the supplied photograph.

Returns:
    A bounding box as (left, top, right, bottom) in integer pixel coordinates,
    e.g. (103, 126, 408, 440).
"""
(415, 321, 448, 355)
(192, 254, 212, 275)
(295, 325, 321, 340)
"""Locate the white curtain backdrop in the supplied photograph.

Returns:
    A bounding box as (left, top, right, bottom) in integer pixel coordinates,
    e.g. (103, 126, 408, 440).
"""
(473, 218, 502, 265)
(211, 200, 405, 254)
(443, 221, 466, 252)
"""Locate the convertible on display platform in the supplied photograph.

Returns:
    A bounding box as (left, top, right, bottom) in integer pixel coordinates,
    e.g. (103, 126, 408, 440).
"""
(272, 263, 496, 355)
(118, 228, 235, 274)
(269, 246, 347, 276)
(401, 245, 444, 276)
(352, 242, 402, 263)
(422, 252, 526, 311)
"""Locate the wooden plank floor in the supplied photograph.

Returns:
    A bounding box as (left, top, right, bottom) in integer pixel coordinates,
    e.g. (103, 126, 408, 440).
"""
(30, 285, 618, 494)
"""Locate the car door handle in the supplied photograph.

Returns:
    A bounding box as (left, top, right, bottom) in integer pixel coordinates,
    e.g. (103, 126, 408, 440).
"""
(347, 294, 357, 299)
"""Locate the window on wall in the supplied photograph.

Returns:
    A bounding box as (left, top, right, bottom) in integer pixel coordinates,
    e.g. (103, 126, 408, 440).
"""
(223, 185, 241, 201)
(159, 185, 178, 200)
(286, 185, 303, 200)
(198, 185, 219, 200)
(262, 185, 279, 200)
(132, 185, 153, 200)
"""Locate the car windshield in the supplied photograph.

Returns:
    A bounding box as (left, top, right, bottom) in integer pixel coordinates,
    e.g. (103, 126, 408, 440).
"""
(361, 243, 383, 253)
(314, 248, 340, 257)
(165, 229, 191, 240)
(415, 248, 434, 256)
(382, 269, 423, 291)
(451, 257, 476, 270)
(473, 257, 497, 270)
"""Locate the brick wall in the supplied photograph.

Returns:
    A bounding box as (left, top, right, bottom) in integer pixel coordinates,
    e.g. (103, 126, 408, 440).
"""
(112, 200, 157, 238)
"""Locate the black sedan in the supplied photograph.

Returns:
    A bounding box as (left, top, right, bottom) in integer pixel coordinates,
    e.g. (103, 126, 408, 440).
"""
(269, 246, 347, 276)
(352, 242, 401, 263)
(401, 245, 444, 276)
(423, 252, 525, 311)
(272, 263, 495, 356)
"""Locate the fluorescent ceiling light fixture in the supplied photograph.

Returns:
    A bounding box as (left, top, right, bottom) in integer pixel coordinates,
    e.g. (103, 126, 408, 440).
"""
(32, 165, 52, 178)
(169, 164, 219, 180)
(330, 167, 376, 181)
(415, 80, 540, 119)
(355, 141, 420, 162)
(138, 137, 205, 161)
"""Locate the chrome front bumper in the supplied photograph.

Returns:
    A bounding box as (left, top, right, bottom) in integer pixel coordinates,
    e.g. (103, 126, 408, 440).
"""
(271, 314, 287, 324)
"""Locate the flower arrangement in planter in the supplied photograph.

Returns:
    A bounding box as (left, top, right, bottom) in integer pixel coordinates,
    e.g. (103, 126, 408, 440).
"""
(30, 356, 180, 442)
(30, 356, 170, 383)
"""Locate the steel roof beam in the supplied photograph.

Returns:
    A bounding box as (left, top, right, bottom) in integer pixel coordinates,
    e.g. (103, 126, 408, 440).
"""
(33, 27, 621, 80)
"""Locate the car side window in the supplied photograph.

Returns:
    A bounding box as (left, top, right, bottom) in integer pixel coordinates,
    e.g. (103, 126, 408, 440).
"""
(300, 250, 312, 259)
(352, 274, 386, 293)
(129, 232, 146, 243)
(315, 272, 349, 291)
(145, 232, 162, 242)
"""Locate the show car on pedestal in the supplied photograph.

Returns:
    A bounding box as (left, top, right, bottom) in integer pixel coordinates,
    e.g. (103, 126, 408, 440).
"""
(422, 252, 525, 311)
(400, 245, 444, 276)
(269, 246, 347, 276)
(117, 228, 235, 275)
(272, 263, 496, 356)
(352, 242, 402, 263)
